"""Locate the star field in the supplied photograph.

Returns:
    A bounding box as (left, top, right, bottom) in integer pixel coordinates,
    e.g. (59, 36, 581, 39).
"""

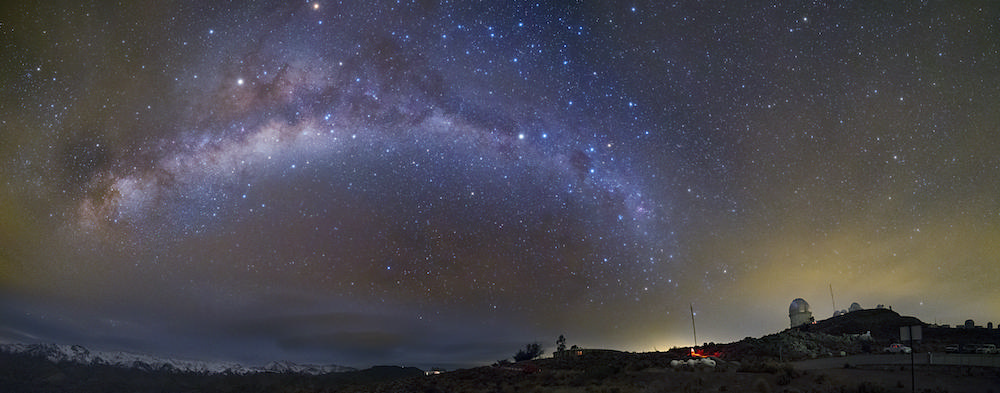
(1, 1, 999, 368)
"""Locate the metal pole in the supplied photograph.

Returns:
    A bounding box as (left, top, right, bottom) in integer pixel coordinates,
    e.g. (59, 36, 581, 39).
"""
(909, 326, 915, 393)
(829, 283, 835, 314)
(690, 303, 697, 349)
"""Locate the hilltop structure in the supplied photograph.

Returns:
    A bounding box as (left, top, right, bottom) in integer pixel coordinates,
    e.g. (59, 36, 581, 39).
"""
(833, 301, 866, 317)
(789, 298, 814, 328)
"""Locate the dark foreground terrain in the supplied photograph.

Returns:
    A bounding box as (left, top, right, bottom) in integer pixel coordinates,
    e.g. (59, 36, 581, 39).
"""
(356, 351, 999, 393)
(4, 348, 1000, 393)
(5, 310, 1000, 392)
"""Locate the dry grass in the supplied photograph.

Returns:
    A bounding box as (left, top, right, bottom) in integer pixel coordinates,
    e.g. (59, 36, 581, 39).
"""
(342, 361, 1000, 393)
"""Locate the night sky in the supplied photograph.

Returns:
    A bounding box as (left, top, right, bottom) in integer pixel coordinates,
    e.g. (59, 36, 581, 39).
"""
(2, 1, 999, 369)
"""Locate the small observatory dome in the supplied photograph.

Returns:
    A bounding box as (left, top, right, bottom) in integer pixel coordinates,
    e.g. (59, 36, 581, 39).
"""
(789, 298, 810, 314)
(789, 298, 814, 328)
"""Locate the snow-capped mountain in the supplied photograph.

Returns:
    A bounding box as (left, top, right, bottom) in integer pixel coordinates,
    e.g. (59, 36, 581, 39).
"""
(0, 342, 355, 375)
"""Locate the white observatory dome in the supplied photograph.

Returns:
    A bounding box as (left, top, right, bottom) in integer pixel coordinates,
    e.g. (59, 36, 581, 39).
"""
(789, 298, 810, 315)
(789, 298, 814, 328)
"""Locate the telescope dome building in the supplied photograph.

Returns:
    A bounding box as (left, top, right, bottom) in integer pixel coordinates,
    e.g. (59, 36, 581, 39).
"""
(789, 298, 815, 327)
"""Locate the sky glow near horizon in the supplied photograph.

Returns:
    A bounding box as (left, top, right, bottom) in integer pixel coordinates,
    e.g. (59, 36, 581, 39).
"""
(1, 1, 999, 369)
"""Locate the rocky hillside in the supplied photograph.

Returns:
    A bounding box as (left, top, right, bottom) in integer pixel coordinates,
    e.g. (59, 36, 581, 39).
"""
(708, 308, 923, 361)
(711, 329, 871, 362)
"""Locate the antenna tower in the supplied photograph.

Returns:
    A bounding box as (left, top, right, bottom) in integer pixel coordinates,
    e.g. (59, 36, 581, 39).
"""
(829, 283, 836, 313)
(690, 303, 697, 348)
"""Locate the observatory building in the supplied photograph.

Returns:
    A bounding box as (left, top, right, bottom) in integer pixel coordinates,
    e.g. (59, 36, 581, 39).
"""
(789, 298, 815, 328)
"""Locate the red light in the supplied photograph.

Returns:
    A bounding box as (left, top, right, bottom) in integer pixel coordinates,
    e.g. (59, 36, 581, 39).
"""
(690, 348, 722, 358)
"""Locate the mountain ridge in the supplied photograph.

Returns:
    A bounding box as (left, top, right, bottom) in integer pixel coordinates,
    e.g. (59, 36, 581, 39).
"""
(0, 342, 355, 375)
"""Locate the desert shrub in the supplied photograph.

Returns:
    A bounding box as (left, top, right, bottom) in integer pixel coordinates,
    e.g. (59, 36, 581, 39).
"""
(776, 372, 792, 386)
(680, 377, 706, 393)
(775, 363, 799, 386)
(855, 381, 888, 393)
(737, 360, 763, 372)
(752, 377, 771, 393)
(514, 343, 544, 362)
(625, 356, 656, 372)
(583, 364, 619, 381)
(738, 360, 795, 375)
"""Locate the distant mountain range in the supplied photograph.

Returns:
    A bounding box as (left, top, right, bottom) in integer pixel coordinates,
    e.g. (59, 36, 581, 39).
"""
(0, 342, 355, 375)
